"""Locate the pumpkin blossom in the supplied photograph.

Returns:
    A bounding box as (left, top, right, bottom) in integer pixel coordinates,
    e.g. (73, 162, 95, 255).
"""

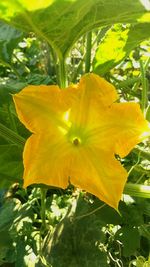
(13, 73, 150, 209)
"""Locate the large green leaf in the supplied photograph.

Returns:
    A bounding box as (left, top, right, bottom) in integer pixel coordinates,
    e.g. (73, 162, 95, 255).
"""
(0, 0, 149, 57)
(43, 196, 149, 266)
(93, 23, 150, 74)
(43, 197, 108, 267)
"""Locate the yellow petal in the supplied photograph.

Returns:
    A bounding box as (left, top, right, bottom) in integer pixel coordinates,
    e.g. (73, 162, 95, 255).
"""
(70, 147, 127, 209)
(23, 132, 127, 209)
(82, 73, 118, 106)
(70, 73, 118, 129)
(23, 131, 71, 188)
(13, 84, 77, 133)
(109, 102, 150, 157)
(85, 102, 149, 157)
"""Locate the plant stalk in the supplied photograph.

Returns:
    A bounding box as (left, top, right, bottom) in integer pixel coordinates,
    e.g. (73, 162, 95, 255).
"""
(58, 56, 67, 88)
(140, 59, 148, 114)
(124, 183, 150, 198)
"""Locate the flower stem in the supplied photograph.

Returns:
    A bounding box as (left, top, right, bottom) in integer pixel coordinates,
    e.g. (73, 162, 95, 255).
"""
(124, 183, 150, 198)
(85, 31, 92, 73)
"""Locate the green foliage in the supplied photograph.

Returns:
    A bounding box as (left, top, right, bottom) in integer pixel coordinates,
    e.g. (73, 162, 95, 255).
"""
(0, 0, 149, 57)
(42, 196, 150, 266)
(0, 21, 22, 64)
(0, 0, 150, 266)
(0, 194, 39, 266)
(0, 144, 23, 188)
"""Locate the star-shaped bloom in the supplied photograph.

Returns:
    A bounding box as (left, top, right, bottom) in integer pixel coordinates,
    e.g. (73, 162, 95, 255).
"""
(13, 73, 150, 209)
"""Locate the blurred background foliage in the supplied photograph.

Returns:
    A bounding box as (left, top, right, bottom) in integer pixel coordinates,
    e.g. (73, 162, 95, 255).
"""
(0, 0, 150, 266)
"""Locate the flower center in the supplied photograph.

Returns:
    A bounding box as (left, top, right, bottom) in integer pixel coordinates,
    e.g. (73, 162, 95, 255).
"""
(72, 137, 81, 146)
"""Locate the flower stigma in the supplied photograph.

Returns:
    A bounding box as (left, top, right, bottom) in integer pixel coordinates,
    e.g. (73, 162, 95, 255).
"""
(72, 137, 81, 146)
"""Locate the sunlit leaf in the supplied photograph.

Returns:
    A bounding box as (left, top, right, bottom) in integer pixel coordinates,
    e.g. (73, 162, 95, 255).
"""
(0, 0, 149, 56)
(93, 23, 150, 75)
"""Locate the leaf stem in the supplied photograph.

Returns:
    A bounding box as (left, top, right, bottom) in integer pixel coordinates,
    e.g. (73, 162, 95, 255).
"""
(85, 31, 92, 73)
(124, 183, 150, 198)
(58, 56, 67, 88)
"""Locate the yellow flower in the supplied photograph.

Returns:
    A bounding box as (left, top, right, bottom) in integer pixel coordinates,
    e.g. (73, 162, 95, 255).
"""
(13, 73, 150, 209)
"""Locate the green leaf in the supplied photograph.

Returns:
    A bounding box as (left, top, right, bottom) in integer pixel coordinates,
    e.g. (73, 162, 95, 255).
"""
(0, 0, 149, 57)
(0, 21, 23, 64)
(93, 23, 150, 75)
(115, 226, 140, 257)
(0, 144, 23, 188)
(43, 197, 108, 267)
(75, 197, 122, 225)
